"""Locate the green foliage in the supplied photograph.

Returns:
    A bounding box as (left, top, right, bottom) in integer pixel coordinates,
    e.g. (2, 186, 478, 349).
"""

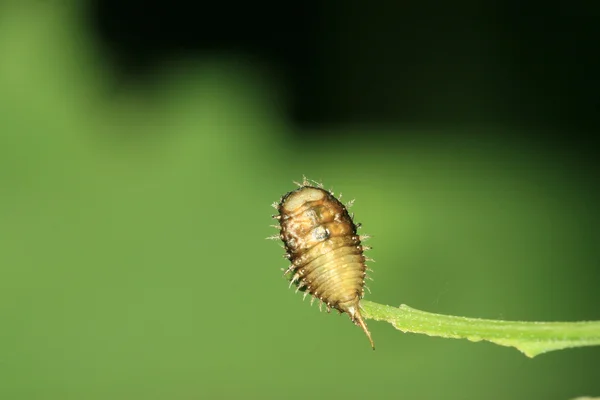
(361, 301, 600, 358)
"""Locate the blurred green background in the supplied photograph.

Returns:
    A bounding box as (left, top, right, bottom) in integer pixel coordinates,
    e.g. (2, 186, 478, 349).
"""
(1, 2, 599, 399)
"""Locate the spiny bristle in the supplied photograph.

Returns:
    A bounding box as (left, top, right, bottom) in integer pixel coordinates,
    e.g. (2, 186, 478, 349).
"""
(282, 265, 295, 276)
(346, 199, 355, 208)
(365, 256, 375, 262)
(359, 234, 371, 241)
(272, 215, 281, 220)
(266, 234, 281, 240)
(296, 280, 307, 293)
(294, 175, 319, 188)
(364, 285, 372, 294)
(289, 273, 300, 288)
(355, 222, 362, 229)
(362, 245, 373, 251)
(271, 202, 279, 209)
(270, 224, 280, 229)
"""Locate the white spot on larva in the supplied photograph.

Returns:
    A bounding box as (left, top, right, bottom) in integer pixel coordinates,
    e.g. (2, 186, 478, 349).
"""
(312, 226, 330, 241)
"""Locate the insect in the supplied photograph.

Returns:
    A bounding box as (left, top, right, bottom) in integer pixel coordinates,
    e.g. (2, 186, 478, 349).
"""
(268, 177, 375, 349)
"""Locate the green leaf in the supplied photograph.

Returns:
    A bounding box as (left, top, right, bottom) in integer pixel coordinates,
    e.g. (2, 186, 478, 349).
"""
(361, 300, 600, 357)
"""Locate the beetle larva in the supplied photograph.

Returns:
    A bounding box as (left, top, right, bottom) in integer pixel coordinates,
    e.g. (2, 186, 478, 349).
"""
(269, 178, 374, 349)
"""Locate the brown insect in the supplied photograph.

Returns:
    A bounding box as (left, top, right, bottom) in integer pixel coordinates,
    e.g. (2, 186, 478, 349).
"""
(269, 177, 375, 349)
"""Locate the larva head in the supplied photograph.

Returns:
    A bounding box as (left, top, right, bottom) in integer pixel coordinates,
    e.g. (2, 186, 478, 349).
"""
(280, 186, 327, 213)
(272, 180, 375, 349)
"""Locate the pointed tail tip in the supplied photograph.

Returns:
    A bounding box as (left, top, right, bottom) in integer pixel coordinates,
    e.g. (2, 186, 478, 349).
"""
(355, 312, 375, 350)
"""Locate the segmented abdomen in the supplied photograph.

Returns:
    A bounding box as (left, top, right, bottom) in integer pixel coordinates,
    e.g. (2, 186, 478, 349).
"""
(273, 183, 374, 348)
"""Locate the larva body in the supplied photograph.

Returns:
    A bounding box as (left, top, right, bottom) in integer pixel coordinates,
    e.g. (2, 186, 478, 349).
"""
(272, 180, 374, 349)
